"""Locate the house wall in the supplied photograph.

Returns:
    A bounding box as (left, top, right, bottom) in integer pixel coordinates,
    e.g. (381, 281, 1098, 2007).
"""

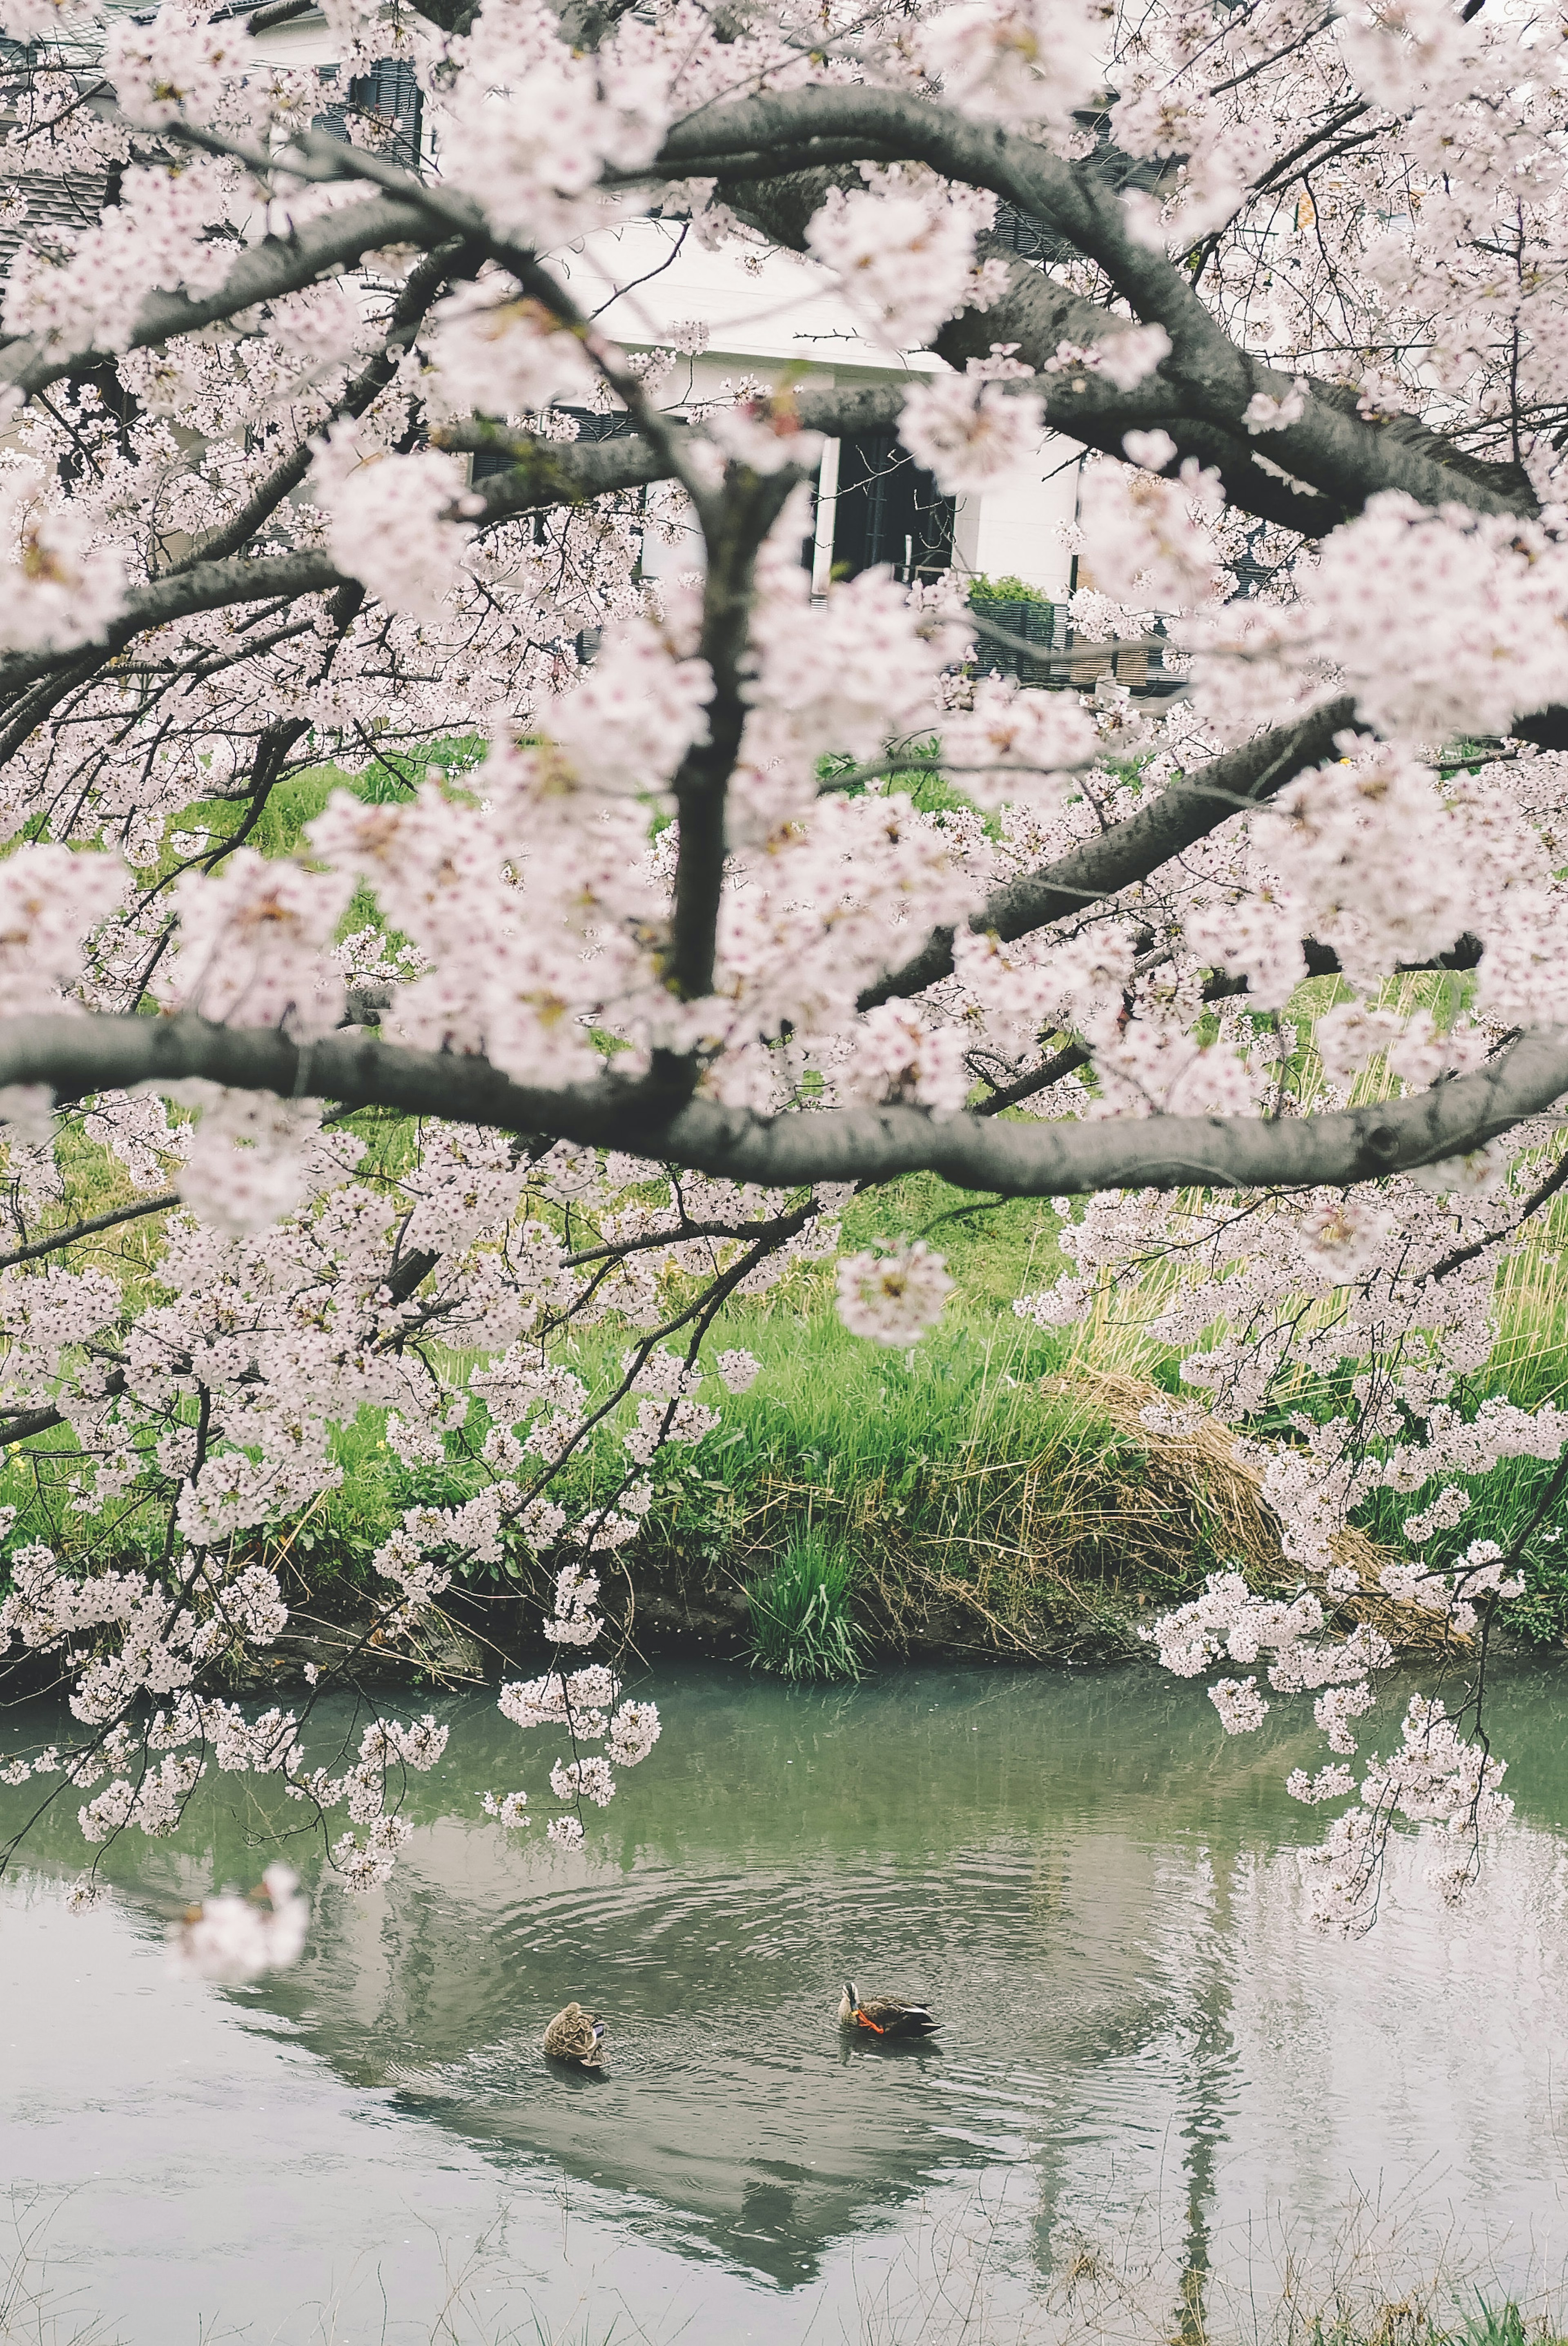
(951, 445, 1084, 599)
(572, 221, 1086, 599)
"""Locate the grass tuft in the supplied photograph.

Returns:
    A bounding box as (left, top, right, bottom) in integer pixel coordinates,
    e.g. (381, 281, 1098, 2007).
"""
(1457, 2303, 1533, 2346)
(746, 1529, 866, 1682)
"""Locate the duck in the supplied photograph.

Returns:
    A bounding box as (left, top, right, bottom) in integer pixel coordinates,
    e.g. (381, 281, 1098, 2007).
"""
(837, 1981, 939, 2038)
(542, 2001, 607, 2067)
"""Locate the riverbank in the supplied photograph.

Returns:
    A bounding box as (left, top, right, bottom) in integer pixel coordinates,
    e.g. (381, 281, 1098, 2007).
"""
(4, 1134, 1568, 1693)
(229, 1361, 1451, 1699)
(0, 1173, 1220, 1692)
(3, 1300, 1373, 1698)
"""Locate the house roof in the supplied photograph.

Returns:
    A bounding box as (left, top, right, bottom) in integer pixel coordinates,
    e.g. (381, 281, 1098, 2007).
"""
(0, 166, 107, 279)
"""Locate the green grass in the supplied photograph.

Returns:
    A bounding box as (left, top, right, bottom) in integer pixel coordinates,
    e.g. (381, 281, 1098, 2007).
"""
(746, 1529, 865, 1680)
(631, 1185, 1298, 1657)
(1295, 2296, 1568, 2346)
(1457, 2304, 1533, 2346)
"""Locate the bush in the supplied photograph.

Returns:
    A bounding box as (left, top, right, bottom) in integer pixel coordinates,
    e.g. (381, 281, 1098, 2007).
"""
(967, 572, 1054, 608)
(746, 1531, 866, 1682)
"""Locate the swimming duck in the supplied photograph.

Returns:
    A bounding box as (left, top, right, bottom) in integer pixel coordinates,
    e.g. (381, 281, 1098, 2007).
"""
(837, 1981, 939, 2037)
(543, 2001, 607, 2066)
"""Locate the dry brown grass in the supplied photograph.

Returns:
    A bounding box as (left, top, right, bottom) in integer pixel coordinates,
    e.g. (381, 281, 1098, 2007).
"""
(1060, 1370, 1464, 1656)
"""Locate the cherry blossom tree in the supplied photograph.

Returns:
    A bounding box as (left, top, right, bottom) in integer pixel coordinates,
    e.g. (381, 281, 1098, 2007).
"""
(0, 0, 1565, 1954)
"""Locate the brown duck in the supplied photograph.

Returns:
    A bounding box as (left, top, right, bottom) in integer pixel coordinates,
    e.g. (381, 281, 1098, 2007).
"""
(838, 1980, 939, 2038)
(542, 2001, 607, 2067)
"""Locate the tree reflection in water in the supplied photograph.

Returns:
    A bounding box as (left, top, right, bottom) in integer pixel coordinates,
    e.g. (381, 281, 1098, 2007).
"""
(4, 1660, 1568, 2336)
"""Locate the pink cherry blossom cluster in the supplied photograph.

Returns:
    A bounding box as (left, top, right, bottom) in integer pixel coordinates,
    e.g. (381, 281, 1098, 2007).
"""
(0, 1132, 838, 1928)
(899, 361, 1046, 495)
(169, 1863, 310, 1985)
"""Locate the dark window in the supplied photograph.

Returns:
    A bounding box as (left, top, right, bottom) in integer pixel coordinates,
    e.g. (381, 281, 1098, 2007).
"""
(315, 60, 423, 169)
(0, 157, 107, 283)
(557, 406, 639, 443)
(348, 59, 423, 169)
(313, 63, 348, 141)
(971, 597, 1060, 687)
(990, 202, 1054, 261)
(830, 430, 954, 584)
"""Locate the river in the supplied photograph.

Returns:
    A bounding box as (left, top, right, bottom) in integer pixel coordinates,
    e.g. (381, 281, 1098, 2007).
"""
(4, 1660, 1568, 2346)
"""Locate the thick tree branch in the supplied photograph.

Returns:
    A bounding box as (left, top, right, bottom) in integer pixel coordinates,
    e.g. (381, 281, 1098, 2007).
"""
(247, 0, 318, 29)
(0, 554, 347, 698)
(0, 1009, 1562, 1200)
(971, 933, 1485, 1112)
(0, 1193, 176, 1273)
(656, 87, 1532, 523)
(0, 1367, 126, 1449)
(667, 466, 800, 1001)
(178, 107, 1528, 532)
(0, 387, 916, 707)
(445, 381, 910, 532)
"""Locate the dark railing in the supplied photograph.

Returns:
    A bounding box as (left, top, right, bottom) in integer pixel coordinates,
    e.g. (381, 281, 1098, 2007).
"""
(969, 597, 1060, 686)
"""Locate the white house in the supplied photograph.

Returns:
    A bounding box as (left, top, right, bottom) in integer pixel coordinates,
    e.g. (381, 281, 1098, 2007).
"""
(0, 10, 1094, 633)
(557, 214, 1085, 603)
(239, 11, 1090, 614)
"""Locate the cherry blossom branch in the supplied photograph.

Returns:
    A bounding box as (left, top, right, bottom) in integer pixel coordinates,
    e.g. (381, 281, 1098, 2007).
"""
(0, 1193, 177, 1273)
(974, 1035, 1089, 1112)
(558, 1208, 813, 1266)
(163, 102, 1484, 544)
(0, 554, 347, 698)
(0, 197, 438, 403)
(438, 379, 907, 479)
(164, 238, 483, 581)
(859, 695, 1358, 1008)
(944, 261, 1351, 535)
(0, 413, 828, 700)
(1425, 1150, 1568, 1283)
(0, 1367, 127, 1451)
(504, 1199, 821, 1520)
(971, 931, 1485, 1114)
(243, 125, 716, 509)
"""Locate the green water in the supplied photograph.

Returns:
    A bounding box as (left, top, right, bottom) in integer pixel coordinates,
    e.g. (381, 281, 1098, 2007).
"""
(4, 1660, 1568, 2344)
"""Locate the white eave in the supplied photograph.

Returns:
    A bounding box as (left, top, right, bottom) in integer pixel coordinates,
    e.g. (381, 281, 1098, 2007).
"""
(532, 218, 945, 383)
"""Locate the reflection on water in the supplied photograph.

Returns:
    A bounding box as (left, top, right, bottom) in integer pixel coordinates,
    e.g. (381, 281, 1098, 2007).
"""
(5, 1660, 1568, 2343)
